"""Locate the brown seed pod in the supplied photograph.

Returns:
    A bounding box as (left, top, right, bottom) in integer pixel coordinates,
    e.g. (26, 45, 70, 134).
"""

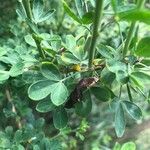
(65, 77, 99, 108)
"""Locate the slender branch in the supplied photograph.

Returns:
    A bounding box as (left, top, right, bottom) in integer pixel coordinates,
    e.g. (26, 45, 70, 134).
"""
(88, 0, 104, 69)
(20, 0, 46, 59)
(32, 34, 46, 59)
(122, 0, 146, 57)
(5, 86, 22, 129)
(127, 84, 133, 102)
(119, 85, 122, 99)
(122, 22, 136, 57)
(84, 1, 88, 12)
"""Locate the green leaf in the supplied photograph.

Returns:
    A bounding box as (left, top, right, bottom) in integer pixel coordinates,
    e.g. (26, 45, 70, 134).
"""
(115, 102, 126, 137)
(63, 1, 82, 24)
(22, 70, 44, 83)
(107, 60, 127, 73)
(49, 139, 62, 150)
(106, 59, 129, 84)
(5, 126, 13, 138)
(53, 107, 68, 129)
(26, 19, 39, 34)
(12, 145, 25, 150)
(84, 36, 92, 52)
(0, 71, 9, 81)
(136, 37, 150, 57)
(81, 12, 94, 24)
(0, 47, 7, 57)
(40, 62, 61, 81)
(28, 80, 56, 101)
(50, 36, 62, 52)
(111, 0, 124, 13)
(141, 58, 150, 66)
(116, 70, 129, 84)
(51, 82, 68, 106)
(40, 138, 51, 149)
(16, 0, 27, 20)
(65, 36, 86, 61)
(130, 71, 150, 88)
(121, 142, 136, 150)
(118, 9, 150, 25)
(75, 37, 86, 61)
(0, 132, 11, 149)
(97, 44, 114, 59)
(91, 86, 111, 102)
(33, 0, 43, 18)
(33, 145, 40, 150)
(36, 98, 56, 113)
(14, 130, 23, 143)
(24, 34, 36, 47)
(75, 90, 92, 117)
(65, 35, 76, 50)
(113, 4, 135, 14)
(75, 0, 84, 17)
(113, 142, 121, 150)
(35, 118, 45, 129)
(101, 68, 116, 85)
(9, 62, 24, 77)
(38, 10, 55, 23)
(32, 0, 55, 24)
(122, 101, 142, 120)
(61, 52, 80, 65)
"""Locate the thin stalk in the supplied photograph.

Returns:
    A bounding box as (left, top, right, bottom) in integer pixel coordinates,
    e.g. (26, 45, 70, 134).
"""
(5, 85, 22, 129)
(122, 0, 146, 57)
(119, 85, 122, 99)
(122, 22, 136, 57)
(88, 0, 104, 69)
(127, 84, 133, 102)
(84, 1, 88, 12)
(21, 1, 46, 59)
(32, 34, 46, 59)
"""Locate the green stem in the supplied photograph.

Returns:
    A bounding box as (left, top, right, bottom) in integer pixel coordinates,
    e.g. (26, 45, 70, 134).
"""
(122, 0, 146, 57)
(32, 34, 46, 59)
(122, 22, 136, 57)
(88, 0, 104, 69)
(119, 85, 122, 99)
(21, 0, 46, 59)
(127, 84, 133, 102)
(22, 0, 32, 20)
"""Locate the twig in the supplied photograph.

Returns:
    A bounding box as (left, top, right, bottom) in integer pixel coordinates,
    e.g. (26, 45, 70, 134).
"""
(5, 85, 22, 129)
(127, 84, 133, 102)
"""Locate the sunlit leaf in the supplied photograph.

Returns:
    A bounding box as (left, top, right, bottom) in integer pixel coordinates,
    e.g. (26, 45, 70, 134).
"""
(51, 82, 68, 106)
(118, 9, 150, 25)
(28, 80, 56, 101)
(121, 142, 136, 150)
(63, 1, 82, 24)
(0, 71, 9, 81)
(136, 37, 150, 57)
(40, 62, 61, 81)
